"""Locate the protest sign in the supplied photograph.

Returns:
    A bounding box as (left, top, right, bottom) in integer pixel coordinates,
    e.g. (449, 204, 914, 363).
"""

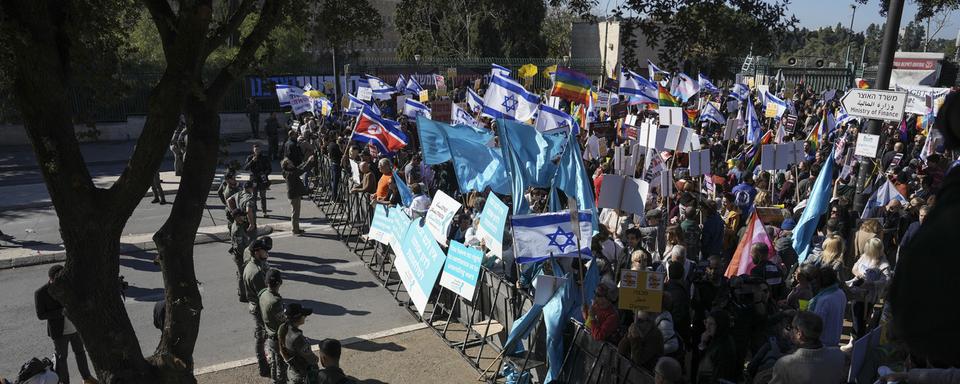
(476, 193, 508, 257)
(533, 275, 568, 305)
(425, 190, 463, 245)
(395, 222, 447, 315)
(855, 133, 880, 158)
(659, 107, 683, 126)
(661, 125, 684, 151)
(618, 270, 664, 312)
(611, 102, 628, 119)
(439, 240, 484, 300)
(755, 206, 789, 225)
(356, 87, 373, 101)
(764, 102, 779, 118)
(689, 149, 711, 176)
(432, 99, 452, 122)
(290, 95, 311, 115)
(419, 89, 429, 102)
(389, 209, 414, 260)
(783, 114, 798, 133)
(367, 204, 395, 244)
(761, 144, 777, 171)
(724, 118, 740, 140)
(590, 120, 616, 138)
(598, 174, 649, 216)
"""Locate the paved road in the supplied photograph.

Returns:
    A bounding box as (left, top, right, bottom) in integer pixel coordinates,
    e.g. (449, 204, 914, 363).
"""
(0, 208, 415, 380)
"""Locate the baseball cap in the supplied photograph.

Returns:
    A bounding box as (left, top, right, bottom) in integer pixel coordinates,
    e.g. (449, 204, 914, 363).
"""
(284, 303, 314, 320)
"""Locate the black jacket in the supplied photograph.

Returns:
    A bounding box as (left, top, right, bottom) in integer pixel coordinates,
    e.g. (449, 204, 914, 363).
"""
(34, 283, 65, 338)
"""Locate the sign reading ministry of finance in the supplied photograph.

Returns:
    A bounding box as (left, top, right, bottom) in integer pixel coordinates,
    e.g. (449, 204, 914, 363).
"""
(840, 89, 908, 123)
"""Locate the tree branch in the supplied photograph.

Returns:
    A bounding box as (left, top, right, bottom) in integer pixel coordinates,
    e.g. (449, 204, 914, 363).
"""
(143, 0, 178, 49)
(205, 0, 286, 102)
(203, 0, 256, 57)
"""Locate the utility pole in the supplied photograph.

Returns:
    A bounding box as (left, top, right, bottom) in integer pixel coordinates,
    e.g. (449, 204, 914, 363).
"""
(844, 4, 858, 68)
(853, 0, 905, 214)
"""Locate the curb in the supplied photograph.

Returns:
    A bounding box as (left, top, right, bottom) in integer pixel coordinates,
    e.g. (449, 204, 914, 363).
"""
(193, 322, 434, 376)
(0, 225, 278, 270)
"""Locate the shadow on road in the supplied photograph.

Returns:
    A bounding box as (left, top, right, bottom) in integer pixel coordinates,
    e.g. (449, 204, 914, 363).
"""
(288, 298, 371, 317)
(343, 340, 406, 353)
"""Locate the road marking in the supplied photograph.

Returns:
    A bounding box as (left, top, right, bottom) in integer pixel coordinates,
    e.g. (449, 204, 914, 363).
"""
(193, 322, 431, 375)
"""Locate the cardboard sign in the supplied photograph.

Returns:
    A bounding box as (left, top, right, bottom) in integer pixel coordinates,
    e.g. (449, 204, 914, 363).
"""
(368, 204, 395, 245)
(424, 190, 463, 245)
(357, 87, 373, 101)
(618, 270, 664, 312)
(439, 240, 483, 300)
(724, 118, 740, 141)
(598, 174, 649, 216)
(432, 100, 452, 123)
(590, 120, 617, 138)
(764, 102, 779, 118)
(476, 193, 508, 257)
(854, 133, 880, 158)
(446, 67, 457, 81)
(418, 89, 429, 102)
(395, 222, 446, 316)
(755, 206, 789, 225)
(689, 149, 711, 176)
(395, 95, 408, 114)
(659, 106, 683, 127)
(611, 102, 628, 119)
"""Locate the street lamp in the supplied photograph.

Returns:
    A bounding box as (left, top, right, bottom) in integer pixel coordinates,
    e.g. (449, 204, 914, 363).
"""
(844, 4, 857, 69)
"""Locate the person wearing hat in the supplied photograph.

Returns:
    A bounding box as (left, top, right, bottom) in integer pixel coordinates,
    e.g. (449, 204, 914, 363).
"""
(243, 238, 273, 377)
(259, 269, 287, 383)
(587, 283, 620, 343)
(217, 171, 240, 207)
(230, 208, 251, 303)
(775, 218, 798, 269)
(639, 208, 665, 258)
(244, 143, 272, 216)
(227, 180, 258, 245)
(315, 338, 351, 384)
(279, 303, 318, 383)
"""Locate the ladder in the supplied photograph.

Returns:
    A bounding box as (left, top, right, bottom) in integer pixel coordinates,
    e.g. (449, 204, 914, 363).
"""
(741, 55, 754, 73)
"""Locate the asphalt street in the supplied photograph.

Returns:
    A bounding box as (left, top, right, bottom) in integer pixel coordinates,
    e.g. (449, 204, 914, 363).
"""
(0, 215, 416, 380)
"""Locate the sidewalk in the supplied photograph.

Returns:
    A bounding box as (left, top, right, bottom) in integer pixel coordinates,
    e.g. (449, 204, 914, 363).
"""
(195, 327, 479, 384)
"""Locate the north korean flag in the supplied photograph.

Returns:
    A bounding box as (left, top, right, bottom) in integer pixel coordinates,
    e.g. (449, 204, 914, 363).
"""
(351, 105, 407, 156)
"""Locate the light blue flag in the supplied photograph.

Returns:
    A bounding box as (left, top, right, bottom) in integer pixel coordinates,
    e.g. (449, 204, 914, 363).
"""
(466, 87, 484, 112)
(619, 67, 658, 104)
(551, 136, 598, 231)
(542, 262, 598, 383)
(700, 102, 727, 124)
(511, 211, 593, 263)
(405, 76, 423, 95)
(482, 74, 539, 121)
(747, 100, 761, 143)
(502, 303, 544, 355)
(394, 170, 413, 207)
(793, 149, 836, 263)
(496, 119, 568, 214)
(416, 116, 511, 194)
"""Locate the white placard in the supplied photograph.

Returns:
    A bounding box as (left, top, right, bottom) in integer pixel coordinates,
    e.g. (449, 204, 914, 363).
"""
(357, 86, 373, 101)
(840, 89, 908, 122)
(663, 125, 684, 151)
(424, 190, 463, 245)
(350, 159, 361, 184)
(761, 144, 777, 171)
(658, 107, 684, 127)
(724, 118, 740, 141)
(854, 133, 881, 158)
(597, 174, 649, 216)
(689, 149, 711, 176)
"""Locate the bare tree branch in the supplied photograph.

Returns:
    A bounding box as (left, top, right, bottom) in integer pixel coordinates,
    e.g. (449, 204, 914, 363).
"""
(203, 0, 256, 56)
(206, 0, 286, 101)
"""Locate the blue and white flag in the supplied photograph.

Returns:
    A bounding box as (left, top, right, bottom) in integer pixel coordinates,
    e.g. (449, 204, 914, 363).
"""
(275, 84, 305, 108)
(861, 179, 907, 220)
(765, 91, 789, 118)
(619, 68, 658, 104)
(395, 75, 407, 93)
(647, 60, 668, 81)
(310, 97, 334, 117)
(491, 63, 511, 77)
(676, 72, 700, 102)
(746, 100, 761, 143)
(700, 102, 727, 125)
(405, 76, 424, 95)
(535, 104, 578, 134)
(698, 73, 719, 93)
(836, 105, 857, 127)
(511, 211, 593, 263)
(362, 74, 396, 100)
(344, 94, 379, 116)
(451, 102, 480, 127)
(403, 98, 432, 119)
(466, 88, 484, 112)
(730, 83, 750, 101)
(482, 73, 539, 121)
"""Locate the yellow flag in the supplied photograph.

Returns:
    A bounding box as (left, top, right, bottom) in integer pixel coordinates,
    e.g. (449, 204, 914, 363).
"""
(519, 64, 538, 79)
(543, 64, 557, 79)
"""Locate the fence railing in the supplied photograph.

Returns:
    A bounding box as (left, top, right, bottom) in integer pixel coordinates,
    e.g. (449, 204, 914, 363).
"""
(308, 155, 655, 383)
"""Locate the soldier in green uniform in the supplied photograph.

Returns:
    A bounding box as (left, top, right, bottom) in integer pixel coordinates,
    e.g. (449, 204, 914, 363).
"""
(280, 303, 318, 384)
(243, 238, 272, 377)
(259, 269, 287, 383)
(230, 209, 250, 303)
(228, 181, 258, 245)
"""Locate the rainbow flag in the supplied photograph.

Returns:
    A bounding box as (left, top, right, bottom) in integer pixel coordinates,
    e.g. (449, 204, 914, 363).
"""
(684, 109, 699, 127)
(551, 67, 592, 104)
(658, 85, 679, 107)
(807, 110, 827, 151)
(745, 130, 773, 172)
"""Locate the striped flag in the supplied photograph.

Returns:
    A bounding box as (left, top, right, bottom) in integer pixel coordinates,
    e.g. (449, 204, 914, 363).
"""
(725, 211, 775, 277)
(550, 67, 593, 105)
(658, 85, 680, 107)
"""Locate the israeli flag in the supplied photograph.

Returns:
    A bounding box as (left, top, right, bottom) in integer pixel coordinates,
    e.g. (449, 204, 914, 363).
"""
(730, 83, 750, 101)
(698, 73, 719, 93)
(647, 60, 668, 81)
(403, 98, 432, 119)
(311, 97, 334, 116)
(765, 91, 788, 118)
(836, 105, 857, 127)
(700, 102, 726, 125)
(535, 104, 578, 134)
(491, 63, 511, 77)
(746, 100, 761, 143)
(481, 73, 539, 121)
(466, 88, 484, 112)
(405, 76, 424, 95)
(452, 103, 480, 127)
(344, 94, 379, 117)
(362, 74, 396, 100)
(395, 75, 407, 93)
(861, 180, 907, 219)
(512, 211, 593, 264)
(275, 84, 305, 108)
(619, 68, 658, 104)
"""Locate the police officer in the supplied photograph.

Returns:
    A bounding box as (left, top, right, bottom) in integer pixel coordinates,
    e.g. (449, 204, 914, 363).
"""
(259, 269, 287, 384)
(279, 303, 318, 383)
(244, 144, 272, 216)
(243, 238, 272, 377)
(230, 209, 250, 303)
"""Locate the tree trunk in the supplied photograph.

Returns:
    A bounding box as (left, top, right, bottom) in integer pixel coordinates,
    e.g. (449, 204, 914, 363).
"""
(148, 91, 221, 383)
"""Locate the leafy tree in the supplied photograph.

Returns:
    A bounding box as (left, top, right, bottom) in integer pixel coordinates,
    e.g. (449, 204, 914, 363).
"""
(542, 5, 578, 59)
(307, 0, 383, 100)
(395, 0, 547, 59)
(614, 0, 798, 77)
(0, 0, 290, 381)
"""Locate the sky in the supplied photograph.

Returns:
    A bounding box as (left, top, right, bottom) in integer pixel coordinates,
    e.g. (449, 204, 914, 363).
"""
(788, 0, 955, 38)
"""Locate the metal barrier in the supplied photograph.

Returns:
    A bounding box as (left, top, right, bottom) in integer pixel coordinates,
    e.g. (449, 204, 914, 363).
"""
(308, 156, 655, 383)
